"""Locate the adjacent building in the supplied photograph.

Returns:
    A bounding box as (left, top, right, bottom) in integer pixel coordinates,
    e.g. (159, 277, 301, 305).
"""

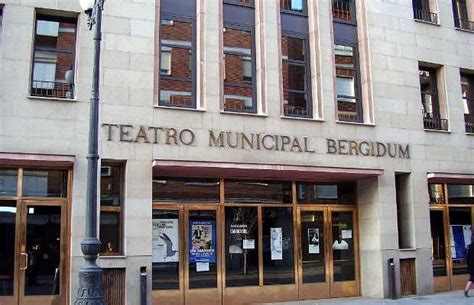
(0, 0, 473, 304)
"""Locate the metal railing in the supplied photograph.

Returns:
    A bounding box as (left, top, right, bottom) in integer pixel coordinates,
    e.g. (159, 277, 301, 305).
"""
(423, 115, 448, 131)
(281, 0, 304, 13)
(332, 0, 353, 22)
(455, 18, 474, 31)
(30, 80, 74, 99)
(223, 0, 254, 7)
(284, 104, 308, 117)
(413, 8, 438, 24)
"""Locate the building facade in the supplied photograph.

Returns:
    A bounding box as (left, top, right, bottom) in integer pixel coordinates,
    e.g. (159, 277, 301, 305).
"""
(0, 0, 473, 304)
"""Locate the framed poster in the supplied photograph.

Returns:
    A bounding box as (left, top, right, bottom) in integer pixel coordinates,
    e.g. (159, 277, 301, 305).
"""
(152, 219, 179, 263)
(308, 228, 320, 254)
(189, 220, 216, 264)
(450, 224, 472, 259)
(270, 227, 283, 260)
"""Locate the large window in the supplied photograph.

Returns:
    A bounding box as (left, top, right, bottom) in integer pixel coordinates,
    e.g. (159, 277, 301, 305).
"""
(281, 0, 311, 118)
(158, 0, 196, 108)
(31, 14, 77, 99)
(100, 162, 124, 255)
(461, 72, 474, 133)
(452, 0, 473, 31)
(419, 64, 448, 131)
(412, 0, 438, 24)
(223, 1, 256, 113)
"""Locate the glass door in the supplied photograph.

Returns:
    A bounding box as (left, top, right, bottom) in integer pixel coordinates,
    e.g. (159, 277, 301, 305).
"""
(430, 208, 450, 292)
(448, 207, 472, 290)
(329, 208, 359, 298)
(18, 201, 66, 305)
(184, 206, 221, 305)
(0, 201, 17, 305)
(297, 208, 330, 300)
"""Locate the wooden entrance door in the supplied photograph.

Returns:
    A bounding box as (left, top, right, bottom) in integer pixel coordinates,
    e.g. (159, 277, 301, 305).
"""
(297, 207, 359, 300)
(0, 200, 68, 305)
(152, 204, 222, 305)
(430, 208, 450, 292)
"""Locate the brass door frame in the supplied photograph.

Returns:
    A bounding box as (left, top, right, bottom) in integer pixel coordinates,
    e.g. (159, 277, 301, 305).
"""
(430, 206, 451, 292)
(296, 205, 359, 299)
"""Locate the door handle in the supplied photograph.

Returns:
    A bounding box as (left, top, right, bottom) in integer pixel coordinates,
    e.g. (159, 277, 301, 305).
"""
(20, 253, 28, 270)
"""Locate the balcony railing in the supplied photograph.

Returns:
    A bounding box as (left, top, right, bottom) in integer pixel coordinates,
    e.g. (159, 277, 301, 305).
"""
(223, 0, 254, 7)
(413, 8, 438, 24)
(455, 18, 474, 31)
(423, 114, 448, 131)
(284, 104, 308, 117)
(30, 81, 74, 99)
(332, 0, 353, 22)
(281, 0, 304, 13)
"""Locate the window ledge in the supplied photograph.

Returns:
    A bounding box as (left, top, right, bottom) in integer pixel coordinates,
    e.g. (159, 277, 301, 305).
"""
(281, 115, 324, 122)
(220, 110, 268, 118)
(28, 95, 77, 103)
(414, 19, 440, 26)
(455, 27, 474, 34)
(154, 105, 206, 112)
(336, 120, 375, 127)
(424, 128, 451, 134)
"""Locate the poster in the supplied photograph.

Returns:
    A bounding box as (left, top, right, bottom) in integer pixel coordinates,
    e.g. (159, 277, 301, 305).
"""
(270, 227, 283, 260)
(342, 229, 352, 239)
(243, 239, 255, 250)
(196, 262, 210, 272)
(189, 220, 216, 264)
(450, 225, 472, 259)
(152, 219, 179, 263)
(308, 228, 320, 254)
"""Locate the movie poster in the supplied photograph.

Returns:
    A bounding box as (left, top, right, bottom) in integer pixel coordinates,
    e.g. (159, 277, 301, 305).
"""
(308, 228, 320, 254)
(450, 225, 472, 259)
(152, 219, 179, 263)
(270, 227, 283, 260)
(189, 220, 216, 265)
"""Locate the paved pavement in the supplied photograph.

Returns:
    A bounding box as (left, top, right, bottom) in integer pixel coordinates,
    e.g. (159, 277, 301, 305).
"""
(258, 291, 474, 305)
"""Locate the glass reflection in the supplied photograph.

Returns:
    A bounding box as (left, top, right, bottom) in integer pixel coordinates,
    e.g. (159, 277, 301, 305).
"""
(301, 211, 326, 283)
(0, 169, 18, 196)
(23, 170, 67, 198)
(25, 206, 61, 296)
(331, 211, 355, 282)
(449, 207, 471, 275)
(430, 210, 447, 276)
(225, 180, 292, 204)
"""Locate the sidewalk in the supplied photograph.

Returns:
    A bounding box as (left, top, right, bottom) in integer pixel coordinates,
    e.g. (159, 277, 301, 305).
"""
(258, 291, 473, 305)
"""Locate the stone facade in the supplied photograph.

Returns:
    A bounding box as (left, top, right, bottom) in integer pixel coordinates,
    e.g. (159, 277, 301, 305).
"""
(0, 0, 473, 304)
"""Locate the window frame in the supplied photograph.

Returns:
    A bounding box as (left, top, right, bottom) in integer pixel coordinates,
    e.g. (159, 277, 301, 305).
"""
(158, 13, 197, 109)
(99, 161, 125, 256)
(222, 22, 258, 114)
(281, 30, 312, 118)
(461, 71, 474, 133)
(419, 65, 440, 119)
(334, 40, 363, 123)
(30, 13, 78, 100)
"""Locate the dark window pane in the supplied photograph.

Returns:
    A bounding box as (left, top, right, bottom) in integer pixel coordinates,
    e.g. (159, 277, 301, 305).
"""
(335, 44, 361, 122)
(31, 15, 77, 99)
(449, 207, 471, 275)
(430, 210, 447, 277)
(332, 0, 354, 22)
(153, 178, 220, 202)
(0, 169, 18, 196)
(100, 212, 120, 254)
(152, 210, 180, 290)
(0, 201, 16, 296)
(159, 18, 194, 108)
(225, 180, 292, 204)
(331, 211, 355, 282)
(23, 170, 67, 198)
(100, 164, 123, 207)
(223, 27, 255, 112)
(262, 207, 294, 285)
(25, 206, 62, 296)
(225, 207, 259, 287)
(188, 210, 217, 289)
(301, 211, 326, 283)
(283, 92, 309, 117)
(448, 184, 474, 204)
(429, 184, 445, 204)
(282, 36, 305, 61)
(297, 183, 356, 204)
(285, 64, 306, 91)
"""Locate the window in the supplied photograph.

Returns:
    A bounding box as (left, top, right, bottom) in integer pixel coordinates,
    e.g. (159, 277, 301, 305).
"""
(158, 0, 196, 108)
(332, 0, 356, 23)
(281, 0, 311, 118)
(297, 182, 356, 204)
(452, 0, 473, 31)
(334, 44, 362, 122)
(419, 64, 448, 131)
(412, 0, 438, 24)
(395, 173, 414, 249)
(100, 162, 124, 255)
(223, 1, 256, 113)
(31, 14, 77, 99)
(461, 72, 474, 133)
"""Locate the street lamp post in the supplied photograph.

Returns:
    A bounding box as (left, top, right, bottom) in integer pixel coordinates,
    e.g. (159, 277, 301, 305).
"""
(75, 0, 106, 304)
